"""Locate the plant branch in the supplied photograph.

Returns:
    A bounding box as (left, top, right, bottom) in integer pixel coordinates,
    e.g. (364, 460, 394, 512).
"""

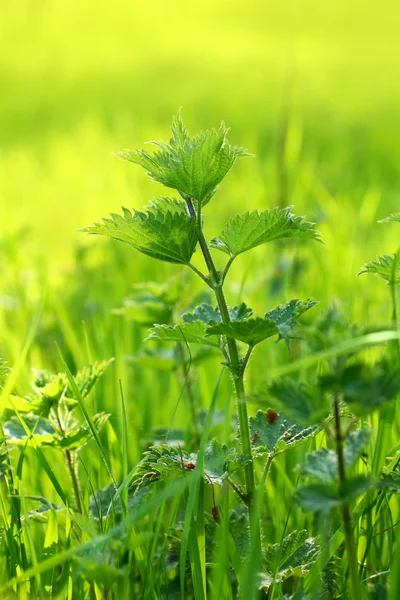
(222, 256, 236, 284)
(188, 263, 212, 288)
(227, 477, 249, 506)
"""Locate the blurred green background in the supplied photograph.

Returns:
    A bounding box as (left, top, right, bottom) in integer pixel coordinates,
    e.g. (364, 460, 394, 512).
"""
(0, 0, 399, 481)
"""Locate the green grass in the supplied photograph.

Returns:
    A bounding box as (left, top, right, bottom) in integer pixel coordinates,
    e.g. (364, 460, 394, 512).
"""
(1, 1, 400, 598)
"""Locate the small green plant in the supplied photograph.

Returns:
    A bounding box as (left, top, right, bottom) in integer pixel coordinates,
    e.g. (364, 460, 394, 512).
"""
(3, 359, 113, 511)
(84, 114, 323, 591)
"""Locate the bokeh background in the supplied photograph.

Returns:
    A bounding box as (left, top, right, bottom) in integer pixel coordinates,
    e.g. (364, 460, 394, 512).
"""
(1, 0, 399, 478)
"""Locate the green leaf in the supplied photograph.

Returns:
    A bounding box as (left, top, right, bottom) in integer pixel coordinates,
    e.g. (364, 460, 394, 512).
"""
(263, 530, 319, 586)
(73, 359, 114, 402)
(9, 359, 113, 417)
(203, 439, 246, 485)
(57, 412, 110, 451)
(113, 296, 173, 327)
(113, 276, 187, 326)
(205, 299, 316, 346)
(206, 316, 278, 346)
(4, 413, 109, 451)
(129, 347, 217, 371)
(378, 213, 400, 224)
(297, 475, 376, 513)
(229, 509, 250, 558)
(358, 254, 400, 285)
(146, 321, 220, 347)
(0, 440, 10, 477)
(115, 114, 248, 205)
(210, 206, 322, 257)
(265, 298, 318, 341)
(299, 429, 369, 483)
(182, 302, 253, 324)
(249, 409, 319, 457)
(82, 198, 199, 264)
(321, 360, 400, 415)
(381, 472, 400, 492)
(4, 416, 57, 445)
(0, 359, 9, 389)
(130, 445, 193, 492)
(265, 378, 330, 425)
(344, 427, 370, 466)
(299, 448, 339, 483)
(302, 304, 369, 354)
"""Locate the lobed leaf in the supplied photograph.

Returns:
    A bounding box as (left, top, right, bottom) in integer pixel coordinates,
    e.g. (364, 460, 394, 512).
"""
(205, 298, 317, 346)
(146, 321, 220, 347)
(130, 445, 193, 492)
(129, 347, 217, 371)
(182, 302, 253, 325)
(206, 316, 278, 346)
(4, 412, 110, 451)
(82, 199, 199, 265)
(263, 530, 319, 587)
(249, 409, 319, 457)
(229, 509, 250, 558)
(321, 360, 400, 415)
(9, 359, 114, 417)
(4, 416, 57, 445)
(297, 475, 376, 513)
(378, 213, 400, 224)
(299, 428, 370, 483)
(115, 114, 248, 205)
(358, 254, 400, 285)
(203, 439, 247, 485)
(262, 378, 330, 425)
(210, 206, 322, 257)
(381, 472, 400, 492)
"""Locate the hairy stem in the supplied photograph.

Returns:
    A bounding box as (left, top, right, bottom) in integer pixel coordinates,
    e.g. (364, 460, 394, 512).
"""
(66, 450, 82, 513)
(227, 477, 249, 505)
(55, 407, 82, 513)
(186, 197, 261, 559)
(390, 249, 400, 356)
(333, 395, 360, 600)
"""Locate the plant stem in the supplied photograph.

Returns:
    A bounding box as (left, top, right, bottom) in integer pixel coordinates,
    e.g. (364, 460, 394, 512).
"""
(185, 197, 261, 559)
(261, 453, 274, 488)
(227, 477, 249, 505)
(390, 249, 400, 356)
(333, 395, 361, 600)
(66, 450, 83, 513)
(55, 407, 82, 513)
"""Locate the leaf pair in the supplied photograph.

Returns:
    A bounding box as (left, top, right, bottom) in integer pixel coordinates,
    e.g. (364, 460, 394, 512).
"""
(8, 359, 113, 418)
(147, 298, 317, 349)
(3, 412, 110, 452)
(116, 114, 248, 206)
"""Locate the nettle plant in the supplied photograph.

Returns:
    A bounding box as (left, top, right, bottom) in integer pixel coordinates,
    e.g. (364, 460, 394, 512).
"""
(83, 116, 400, 597)
(3, 360, 113, 512)
(83, 115, 323, 577)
